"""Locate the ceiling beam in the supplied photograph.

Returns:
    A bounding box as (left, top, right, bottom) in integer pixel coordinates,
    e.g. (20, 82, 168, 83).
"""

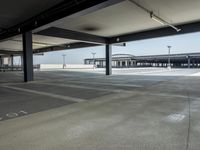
(0, 42, 100, 55)
(109, 21, 200, 44)
(34, 42, 100, 53)
(0, 50, 22, 55)
(37, 27, 108, 44)
(0, 0, 124, 41)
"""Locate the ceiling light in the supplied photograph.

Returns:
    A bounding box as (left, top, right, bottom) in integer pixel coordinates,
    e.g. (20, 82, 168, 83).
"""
(129, 0, 181, 32)
(150, 13, 165, 25)
(150, 12, 181, 32)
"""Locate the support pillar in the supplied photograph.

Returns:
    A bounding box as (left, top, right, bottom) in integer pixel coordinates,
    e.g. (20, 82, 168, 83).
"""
(105, 44, 112, 75)
(10, 55, 14, 71)
(0, 56, 2, 71)
(23, 31, 33, 82)
(120, 61, 123, 67)
(0, 56, 2, 67)
(188, 57, 191, 68)
(192, 60, 194, 68)
(20, 55, 24, 71)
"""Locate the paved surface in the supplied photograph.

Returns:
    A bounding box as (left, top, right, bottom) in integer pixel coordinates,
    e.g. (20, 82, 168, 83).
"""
(0, 68, 200, 150)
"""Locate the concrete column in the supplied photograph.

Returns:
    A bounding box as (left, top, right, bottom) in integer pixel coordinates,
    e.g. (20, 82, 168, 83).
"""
(100, 61, 103, 67)
(0, 56, 2, 67)
(120, 61, 122, 67)
(125, 61, 128, 67)
(134, 61, 137, 67)
(20, 55, 24, 71)
(192, 60, 195, 68)
(0, 56, 2, 71)
(113, 61, 116, 68)
(105, 44, 112, 75)
(188, 57, 191, 68)
(23, 31, 33, 82)
(130, 61, 133, 67)
(116, 61, 119, 68)
(10, 55, 14, 71)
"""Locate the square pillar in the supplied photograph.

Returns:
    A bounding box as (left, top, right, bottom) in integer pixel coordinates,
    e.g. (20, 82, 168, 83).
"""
(10, 55, 14, 71)
(105, 44, 112, 75)
(0, 56, 2, 67)
(20, 55, 24, 71)
(188, 57, 191, 68)
(23, 31, 33, 82)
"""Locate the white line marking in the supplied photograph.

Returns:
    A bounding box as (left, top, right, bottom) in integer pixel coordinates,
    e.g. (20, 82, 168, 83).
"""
(114, 69, 175, 75)
(19, 110, 28, 115)
(3, 85, 85, 103)
(36, 83, 200, 100)
(38, 83, 126, 93)
(0, 117, 2, 121)
(6, 113, 18, 118)
(63, 80, 143, 88)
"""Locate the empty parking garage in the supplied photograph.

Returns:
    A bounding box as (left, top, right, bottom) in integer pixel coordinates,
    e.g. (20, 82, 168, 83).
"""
(1, 1, 200, 150)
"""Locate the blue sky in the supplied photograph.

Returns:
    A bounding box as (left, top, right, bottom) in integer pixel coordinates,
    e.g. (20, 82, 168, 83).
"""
(32, 32, 200, 64)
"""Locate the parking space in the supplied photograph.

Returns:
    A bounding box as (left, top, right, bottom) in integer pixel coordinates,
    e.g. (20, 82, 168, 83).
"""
(0, 68, 200, 150)
(0, 86, 75, 121)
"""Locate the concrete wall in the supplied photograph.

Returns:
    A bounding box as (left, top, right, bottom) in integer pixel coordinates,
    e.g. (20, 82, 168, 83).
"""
(40, 64, 94, 69)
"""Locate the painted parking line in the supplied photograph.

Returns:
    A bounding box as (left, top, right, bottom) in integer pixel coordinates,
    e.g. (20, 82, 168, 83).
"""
(6, 113, 18, 118)
(0, 110, 29, 122)
(19, 110, 28, 115)
(114, 69, 175, 75)
(2, 85, 85, 103)
(60, 80, 143, 88)
(37, 82, 136, 94)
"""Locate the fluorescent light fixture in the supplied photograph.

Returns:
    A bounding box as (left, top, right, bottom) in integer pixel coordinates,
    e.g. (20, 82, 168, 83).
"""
(150, 12, 181, 32)
(129, 0, 181, 32)
(33, 43, 53, 47)
(168, 24, 181, 32)
(150, 13, 165, 25)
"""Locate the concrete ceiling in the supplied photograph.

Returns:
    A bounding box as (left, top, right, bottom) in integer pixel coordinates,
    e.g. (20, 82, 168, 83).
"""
(54, 0, 200, 36)
(0, 35, 78, 51)
(1, 0, 200, 53)
(0, 0, 64, 29)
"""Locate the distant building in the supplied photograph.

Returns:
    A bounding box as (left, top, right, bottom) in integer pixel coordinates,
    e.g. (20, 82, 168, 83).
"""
(84, 53, 200, 68)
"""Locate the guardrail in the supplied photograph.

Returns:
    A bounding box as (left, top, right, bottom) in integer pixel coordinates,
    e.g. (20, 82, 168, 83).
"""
(0, 65, 40, 72)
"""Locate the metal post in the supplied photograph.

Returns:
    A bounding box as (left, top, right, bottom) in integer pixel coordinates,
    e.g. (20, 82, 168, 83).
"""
(91, 52, 96, 69)
(187, 56, 190, 68)
(23, 31, 33, 82)
(62, 54, 66, 69)
(192, 60, 195, 68)
(10, 55, 14, 71)
(0, 56, 2, 71)
(0, 56, 1, 66)
(20, 55, 24, 71)
(167, 46, 171, 68)
(105, 44, 112, 75)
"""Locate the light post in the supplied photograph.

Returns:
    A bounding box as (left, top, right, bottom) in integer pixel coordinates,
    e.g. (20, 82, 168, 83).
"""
(62, 54, 66, 69)
(91, 52, 96, 69)
(167, 46, 171, 69)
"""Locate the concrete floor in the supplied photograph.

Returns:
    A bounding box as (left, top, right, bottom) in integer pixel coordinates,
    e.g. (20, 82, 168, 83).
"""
(0, 68, 200, 150)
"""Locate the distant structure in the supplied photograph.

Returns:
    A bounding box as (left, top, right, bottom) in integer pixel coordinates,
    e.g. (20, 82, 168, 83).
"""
(84, 53, 200, 68)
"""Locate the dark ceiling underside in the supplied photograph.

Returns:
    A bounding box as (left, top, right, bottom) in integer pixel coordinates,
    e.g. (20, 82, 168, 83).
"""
(0, 0, 109, 41)
(0, 0, 200, 55)
(0, 0, 64, 29)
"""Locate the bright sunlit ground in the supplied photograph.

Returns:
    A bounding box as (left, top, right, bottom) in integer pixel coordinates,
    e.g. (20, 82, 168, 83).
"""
(38, 67, 200, 76)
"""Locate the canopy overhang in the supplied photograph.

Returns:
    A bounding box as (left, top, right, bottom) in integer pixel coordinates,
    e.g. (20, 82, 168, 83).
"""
(0, 0, 200, 55)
